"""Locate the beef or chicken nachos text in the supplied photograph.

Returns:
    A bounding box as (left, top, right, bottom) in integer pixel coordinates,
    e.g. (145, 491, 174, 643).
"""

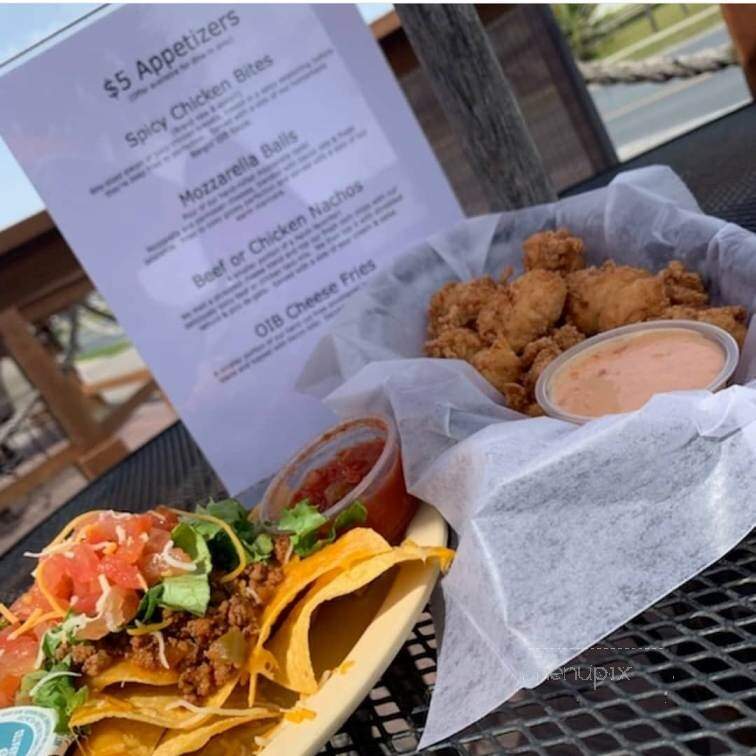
(425, 229, 748, 416)
(0, 497, 452, 754)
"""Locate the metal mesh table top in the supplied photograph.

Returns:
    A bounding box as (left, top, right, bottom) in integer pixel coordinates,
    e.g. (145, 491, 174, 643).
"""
(2, 106, 756, 755)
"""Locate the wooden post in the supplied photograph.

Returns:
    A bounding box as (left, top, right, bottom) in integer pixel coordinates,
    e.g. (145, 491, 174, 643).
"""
(0, 307, 102, 447)
(395, 4, 556, 210)
(721, 4, 756, 98)
(532, 5, 619, 171)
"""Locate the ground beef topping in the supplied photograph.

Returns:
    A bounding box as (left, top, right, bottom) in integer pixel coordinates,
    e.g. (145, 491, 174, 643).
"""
(67, 553, 286, 703)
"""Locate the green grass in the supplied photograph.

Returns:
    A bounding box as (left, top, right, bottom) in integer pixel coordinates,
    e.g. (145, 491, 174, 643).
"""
(625, 9, 723, 60)
(75, 340, 132, 362)
(594, 4, 717, 60)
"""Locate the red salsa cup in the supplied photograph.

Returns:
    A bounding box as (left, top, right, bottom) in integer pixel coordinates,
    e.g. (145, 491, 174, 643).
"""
(259, 416, 418, 544)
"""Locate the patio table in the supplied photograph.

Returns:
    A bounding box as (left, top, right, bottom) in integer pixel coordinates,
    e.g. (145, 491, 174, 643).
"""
(2, 104, 755, 755)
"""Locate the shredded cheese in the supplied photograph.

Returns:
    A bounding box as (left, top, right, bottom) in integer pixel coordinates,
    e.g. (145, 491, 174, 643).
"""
(35, 560, 66, 618)
(0, 602, 19, 626)
(167, 508, 247, 583)
(22, 540, 78, 559)
(126, 618, 173, 636)
(283, 539, 294, 565)
(284, 708, 317, 723)
(115, 525, 127, 544)
(49, 510, 104, 546)
(165, 700, 279, 717)
(95, 574, 112, 618)
(28, 670, 80, 698)
(8, 609, 62, 640)
(245, 584, 262, 605)
(7, 608, 41, 639)
(160, 540, 196, 572)
(153, 630, 170, 669)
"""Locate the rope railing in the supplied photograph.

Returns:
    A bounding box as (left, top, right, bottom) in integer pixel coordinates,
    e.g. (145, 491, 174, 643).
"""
(579, 43, 738, 85)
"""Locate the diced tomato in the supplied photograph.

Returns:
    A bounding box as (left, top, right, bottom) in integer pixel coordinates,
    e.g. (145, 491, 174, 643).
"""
(67, 544, 101, 582)
(70, 578, 102, 615)
(114, 535, 146, 565)
(10, 585, 54, 620)
(101, 557, 144, 590)
(82, 517, 118, 545)
(120, 588, 140, 624)
(138, 547, 192, 585)
(76, 586, 139, 642)
(149, 506, 179, 530)
(144, 528, 171, 556)
(0, 676, 19, 708)
(38, 554, 73, 602)
(0, 631, 38, 706)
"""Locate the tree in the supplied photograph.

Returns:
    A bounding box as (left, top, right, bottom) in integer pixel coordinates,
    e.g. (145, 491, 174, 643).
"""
(552, 4, 602, 61)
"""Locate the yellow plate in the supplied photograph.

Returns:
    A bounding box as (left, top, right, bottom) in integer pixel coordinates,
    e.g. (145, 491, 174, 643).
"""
(259, 502, 447, 756)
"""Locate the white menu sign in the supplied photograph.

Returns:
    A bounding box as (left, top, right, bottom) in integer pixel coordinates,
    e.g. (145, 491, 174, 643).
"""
(0, 4, 462, 493)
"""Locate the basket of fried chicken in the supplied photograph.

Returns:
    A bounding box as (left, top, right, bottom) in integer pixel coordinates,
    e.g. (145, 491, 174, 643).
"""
(424, 229, 746, 417)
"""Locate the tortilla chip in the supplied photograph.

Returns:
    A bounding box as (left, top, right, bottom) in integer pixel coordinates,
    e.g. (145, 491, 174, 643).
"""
(153, 712, 279, 756)
(76, 718, 165, 755)
(247, 527, 390, 703)
(88, 659, 179, 690)
(267, 542, 454, 694)
(200, 721, 279, 756)
(70, 677, 238, 729)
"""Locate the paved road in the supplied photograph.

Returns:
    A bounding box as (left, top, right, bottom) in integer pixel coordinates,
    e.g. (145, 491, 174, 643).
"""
(589, 25, 752, 159)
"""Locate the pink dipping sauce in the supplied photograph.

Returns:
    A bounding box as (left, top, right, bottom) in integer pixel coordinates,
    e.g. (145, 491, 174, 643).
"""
(551, 329, 726, 418)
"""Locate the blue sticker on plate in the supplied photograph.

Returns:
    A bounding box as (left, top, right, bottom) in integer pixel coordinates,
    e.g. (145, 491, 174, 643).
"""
(0, 707, 62, 756)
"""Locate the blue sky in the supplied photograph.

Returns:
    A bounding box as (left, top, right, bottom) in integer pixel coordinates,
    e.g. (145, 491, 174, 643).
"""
(0, 3, 394, 231)
(0, 4, 96, 229)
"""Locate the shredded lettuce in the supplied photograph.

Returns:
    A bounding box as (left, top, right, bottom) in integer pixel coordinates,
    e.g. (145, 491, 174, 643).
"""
(40, 611, 84, 663)
(135, 496, 366, 623)
(159, 574, 210, 617)
(135, 521, 213, 621)
(278, 499, 367, 557)
(171, 521, 212, 575)
(136, 584, 162, 623)
(18, 659, 88, 734)
(191, 498, 273, 567)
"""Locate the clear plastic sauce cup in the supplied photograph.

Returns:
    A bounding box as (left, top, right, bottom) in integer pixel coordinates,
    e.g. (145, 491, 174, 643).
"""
(259, 416, 418, 544)
(536, 320, 740, 425)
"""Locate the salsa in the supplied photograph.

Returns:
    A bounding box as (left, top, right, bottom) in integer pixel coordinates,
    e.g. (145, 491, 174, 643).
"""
(276, 418, 418, 545)
(292, 439, 385, 511)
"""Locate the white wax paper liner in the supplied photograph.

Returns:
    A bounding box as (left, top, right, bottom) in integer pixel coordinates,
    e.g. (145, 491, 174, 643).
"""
(297, 167, 756, 747)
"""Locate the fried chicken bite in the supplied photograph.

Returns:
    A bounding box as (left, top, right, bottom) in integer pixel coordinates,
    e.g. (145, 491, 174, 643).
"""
(657, 261, 709, 307)
(661, 304, 749, 347)
(501, 383, 530, 414)
(471, 337, 522, 393)
(523, 228, 585, 275)
(525, 402, 546, 417)
(477, 270, 567, 352)
(523, 342, 561, 394)
(519, 325, 586, 395)
(427, 276, 498, 337)
(566, 261, 669, 335)
(424, 327, 484, 362)
(551, 323, 586, 352)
